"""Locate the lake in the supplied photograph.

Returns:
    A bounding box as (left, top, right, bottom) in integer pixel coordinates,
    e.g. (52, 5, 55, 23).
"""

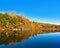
(0, 32, 60, 48)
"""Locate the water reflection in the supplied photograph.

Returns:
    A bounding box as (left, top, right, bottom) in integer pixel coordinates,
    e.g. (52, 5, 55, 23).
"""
(0, 32, 60, 48)
(0, 28, 60, 45)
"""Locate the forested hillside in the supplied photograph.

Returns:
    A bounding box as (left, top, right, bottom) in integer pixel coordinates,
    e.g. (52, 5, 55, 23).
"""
(0, 13, 60, 44)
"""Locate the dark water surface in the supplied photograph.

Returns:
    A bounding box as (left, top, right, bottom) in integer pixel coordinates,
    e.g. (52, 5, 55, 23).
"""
(0, 32, 60, 48)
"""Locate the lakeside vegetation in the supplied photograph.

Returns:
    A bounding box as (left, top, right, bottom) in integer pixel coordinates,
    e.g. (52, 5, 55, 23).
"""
(0, 13, 60, 44)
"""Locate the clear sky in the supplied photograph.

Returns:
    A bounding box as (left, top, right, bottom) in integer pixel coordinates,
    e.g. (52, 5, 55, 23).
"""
(0, 0, 60, 25)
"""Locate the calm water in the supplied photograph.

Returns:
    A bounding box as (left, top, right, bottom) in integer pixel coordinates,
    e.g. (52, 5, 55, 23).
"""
(0, 32, 60, 48)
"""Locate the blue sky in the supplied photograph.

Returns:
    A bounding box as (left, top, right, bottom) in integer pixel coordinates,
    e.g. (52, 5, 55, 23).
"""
(0, 0, 60, 25)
